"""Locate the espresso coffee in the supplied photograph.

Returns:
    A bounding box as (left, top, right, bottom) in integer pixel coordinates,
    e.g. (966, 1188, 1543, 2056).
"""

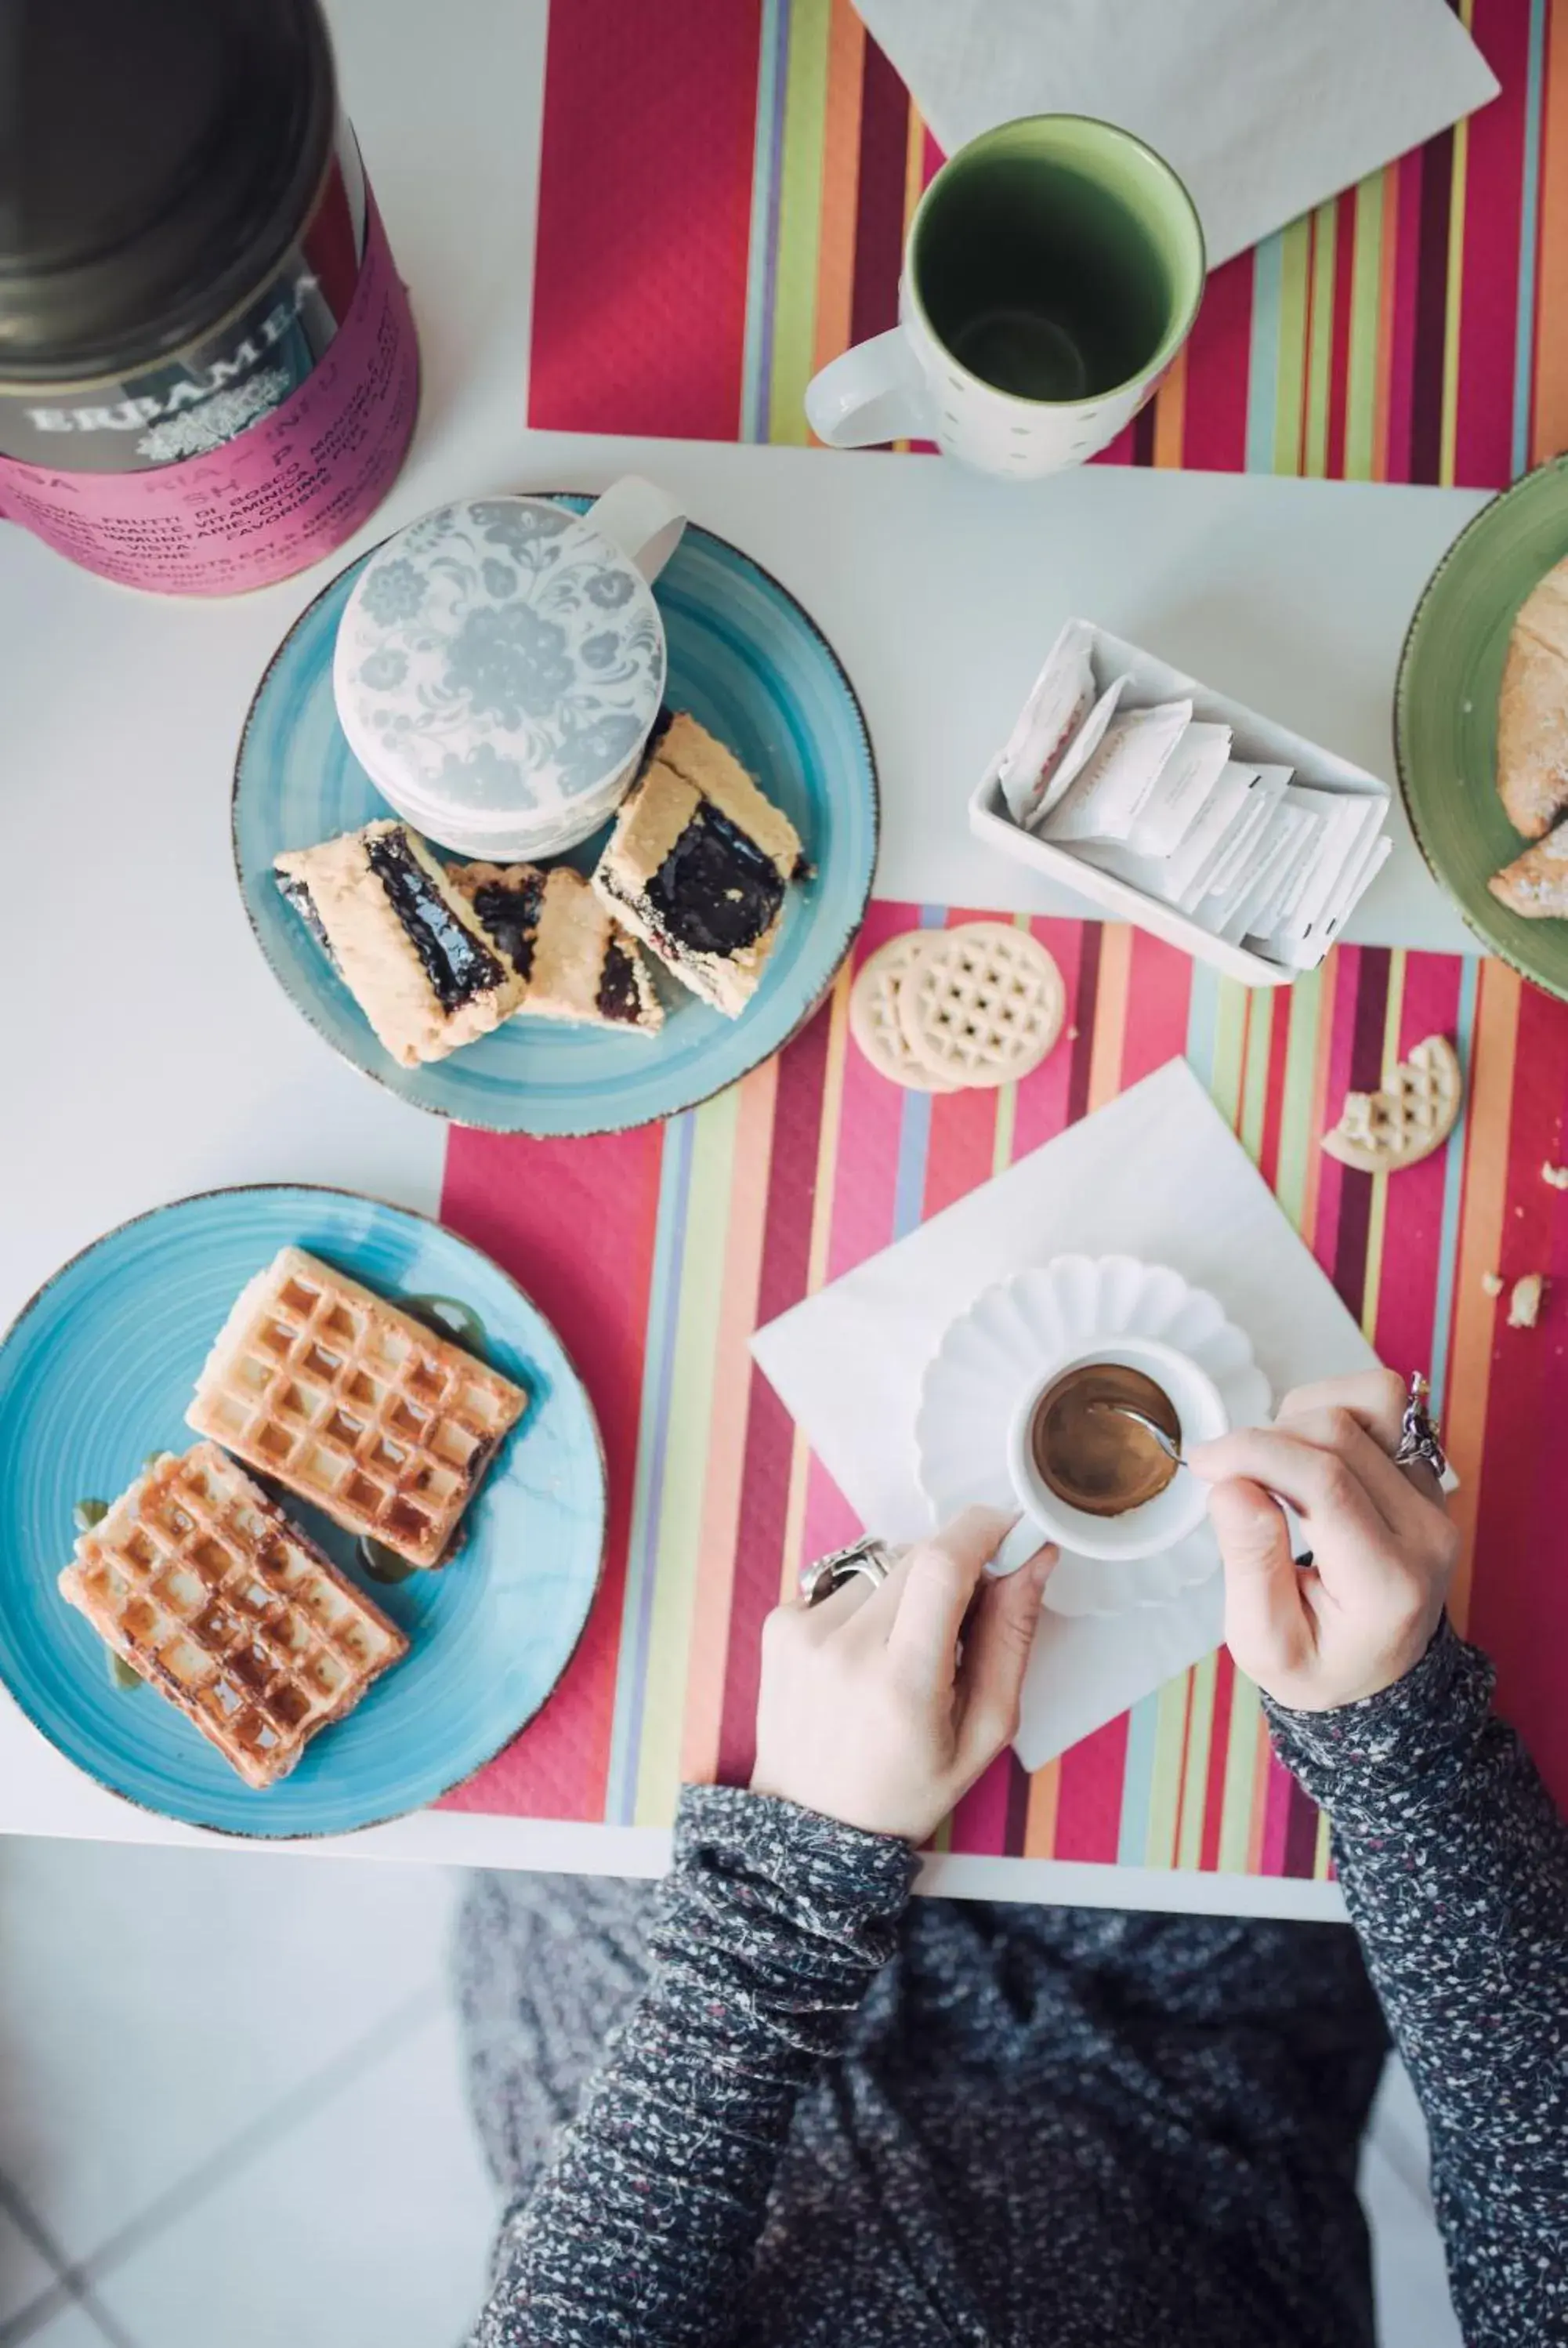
(1030, 1362, 1181, 1517)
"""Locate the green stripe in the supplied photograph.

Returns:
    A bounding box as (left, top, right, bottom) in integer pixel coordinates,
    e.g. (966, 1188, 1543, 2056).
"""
(1302, 202, 1338, 478)
(1209, 979, 1249, 1132)
(1273, 966, 1324, 1234)
(634, 1085, 742, 1821)
(1143, 1676, 1190, 1866)
(766, 0, 832, 449)
(1272, 216, 1313, 475)
(1238, 988, 1274, 1167)
(1343, 173, 1385, 481)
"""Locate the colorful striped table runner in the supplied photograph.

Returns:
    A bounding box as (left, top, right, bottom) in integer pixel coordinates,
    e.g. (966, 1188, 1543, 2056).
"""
(440, 911, 1568, 1882)
(434, 0, 1568, 1886)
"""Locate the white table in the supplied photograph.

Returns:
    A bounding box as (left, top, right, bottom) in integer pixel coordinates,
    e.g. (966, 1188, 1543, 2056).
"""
(0, 0, 1490, 1906)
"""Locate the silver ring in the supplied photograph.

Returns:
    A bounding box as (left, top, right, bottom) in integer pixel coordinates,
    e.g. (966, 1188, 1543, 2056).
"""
(801, 1537, 896, 1607)
(1392, 1371, 1448, 1484)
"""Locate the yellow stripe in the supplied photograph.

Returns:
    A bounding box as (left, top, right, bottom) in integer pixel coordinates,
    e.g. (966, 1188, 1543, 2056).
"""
(1439, 6, 1474, 487)
(1359, 949, 1407, 1340)
(1210, 980, 1249, 1132)
(1175, 1648, 1218, 1871)
(1087, 926, 1133, 1110)
(767, 0, 833, 450)
(1313, 1806, 1334, 1880)
(634, 1089, 743, 1821)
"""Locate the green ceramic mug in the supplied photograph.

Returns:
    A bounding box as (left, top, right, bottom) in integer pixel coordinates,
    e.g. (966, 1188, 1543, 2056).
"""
(805, 114, 1205, 477)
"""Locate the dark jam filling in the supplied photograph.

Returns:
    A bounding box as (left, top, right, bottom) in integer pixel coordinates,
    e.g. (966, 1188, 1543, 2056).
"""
(470, 878, 545, 980)
(644, 804, 784, 958)
(596, 937, 643, 1024)
(364, 832, 505, 1013)
(275, 872, 339, 970)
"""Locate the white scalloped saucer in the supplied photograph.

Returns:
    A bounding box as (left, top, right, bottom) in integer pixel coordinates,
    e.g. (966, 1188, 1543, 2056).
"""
(915, 1255, 1272, 1618)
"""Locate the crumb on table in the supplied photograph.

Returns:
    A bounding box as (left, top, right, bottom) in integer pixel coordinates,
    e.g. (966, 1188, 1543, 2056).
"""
(1542, 1162, 1568, 1190)
(1481, 1271, 1505, 1298)
(1508, 1272, 1544, 1329)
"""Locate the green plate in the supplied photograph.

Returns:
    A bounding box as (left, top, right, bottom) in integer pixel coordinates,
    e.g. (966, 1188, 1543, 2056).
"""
(1396, 454, 1568, 999)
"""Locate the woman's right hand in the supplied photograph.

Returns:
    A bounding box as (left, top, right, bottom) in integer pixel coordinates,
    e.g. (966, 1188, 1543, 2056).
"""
(1188, 1368, 1461, 1712)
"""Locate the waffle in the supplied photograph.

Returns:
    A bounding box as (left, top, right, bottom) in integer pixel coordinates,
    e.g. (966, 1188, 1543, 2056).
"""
(186, 1248, 527, 1568)
(1320, 1034, 1463, 1174)
(59, 1444, 407, 1790)
(894, 922, 1066, 1090)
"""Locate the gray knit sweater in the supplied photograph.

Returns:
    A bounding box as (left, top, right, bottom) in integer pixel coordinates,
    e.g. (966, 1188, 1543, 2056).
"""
(460, 1622, 1566, 2346)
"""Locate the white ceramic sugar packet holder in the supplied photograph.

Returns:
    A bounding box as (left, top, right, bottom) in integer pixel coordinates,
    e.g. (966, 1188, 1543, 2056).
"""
(969, 622, 1392, 989)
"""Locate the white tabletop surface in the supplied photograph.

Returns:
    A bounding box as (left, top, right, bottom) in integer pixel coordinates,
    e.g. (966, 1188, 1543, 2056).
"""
(0, 0, 1492, 1907)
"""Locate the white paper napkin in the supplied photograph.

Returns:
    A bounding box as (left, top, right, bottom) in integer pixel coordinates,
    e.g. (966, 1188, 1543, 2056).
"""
(853, 0, 1497, 270)
(750, 1060, 1377, 1767)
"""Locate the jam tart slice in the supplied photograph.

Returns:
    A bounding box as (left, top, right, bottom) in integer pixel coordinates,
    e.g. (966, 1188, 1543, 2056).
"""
(447, 861, 663, 1034)
(274, 820, 525, 1067)
(590, 712, 806, 1018)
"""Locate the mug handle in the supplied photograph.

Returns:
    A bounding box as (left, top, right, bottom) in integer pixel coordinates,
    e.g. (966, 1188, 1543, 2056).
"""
(988, 1516, 1052, 1579)
(805, 328, 932, 448)
(585, 473, 686, 585)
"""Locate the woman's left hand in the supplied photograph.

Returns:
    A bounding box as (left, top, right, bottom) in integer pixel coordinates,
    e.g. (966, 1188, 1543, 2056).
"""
(750, 1509, 1056, 1843)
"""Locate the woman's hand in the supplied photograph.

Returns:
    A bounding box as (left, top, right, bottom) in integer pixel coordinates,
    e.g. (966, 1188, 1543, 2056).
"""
(1189, 1368, 1461, 1712)
(751, 1509, 1056, 1843)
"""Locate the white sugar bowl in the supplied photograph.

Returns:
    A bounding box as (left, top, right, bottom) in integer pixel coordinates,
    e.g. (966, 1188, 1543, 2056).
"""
(333, 477, 686, 860)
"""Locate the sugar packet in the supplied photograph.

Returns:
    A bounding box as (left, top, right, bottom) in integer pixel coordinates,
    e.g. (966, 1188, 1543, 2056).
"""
(1125, 721, 1233, 859)
(997, 620, 1099, 828)
(1042, 699, 1193, 846)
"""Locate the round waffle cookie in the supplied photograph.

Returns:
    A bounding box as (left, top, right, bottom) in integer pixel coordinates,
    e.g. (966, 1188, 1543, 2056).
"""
(1320, 1033, 1463, 1174)
(849, 932, 963, 1092)
(896, 922, 1066, 1091)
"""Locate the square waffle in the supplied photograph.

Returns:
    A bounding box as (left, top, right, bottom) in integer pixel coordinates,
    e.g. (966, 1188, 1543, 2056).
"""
(59, 1444, 407, 1790)
(186, 1247, 527, 1568)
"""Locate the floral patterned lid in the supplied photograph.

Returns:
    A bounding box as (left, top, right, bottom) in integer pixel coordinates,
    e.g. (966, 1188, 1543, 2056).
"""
(333, 495, 667, 837)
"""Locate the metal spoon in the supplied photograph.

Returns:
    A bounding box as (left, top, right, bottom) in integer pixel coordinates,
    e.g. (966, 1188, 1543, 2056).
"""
(1086, 1397, 1185, 1467)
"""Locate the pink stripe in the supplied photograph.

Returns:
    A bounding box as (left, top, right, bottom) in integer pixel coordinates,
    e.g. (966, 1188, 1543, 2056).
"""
(827, 905, 918, 1281)
(1259, 1752, 1297, 1875)
(1053, 1714, 1131, 1863)
(950, 1751, 1012, 1855)
(1454, 0, 1532, 488)
(1121, 932, 1194, 1087)
(1010, 918, 1092, 1159)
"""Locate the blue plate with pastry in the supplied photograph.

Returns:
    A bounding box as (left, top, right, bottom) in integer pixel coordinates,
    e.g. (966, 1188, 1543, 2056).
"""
(234, 495, 879, 1135)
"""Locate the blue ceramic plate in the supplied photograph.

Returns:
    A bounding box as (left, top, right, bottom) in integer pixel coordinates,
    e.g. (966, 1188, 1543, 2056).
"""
(234, 501, 879, 1134)
(0, 1187, 606, 1837)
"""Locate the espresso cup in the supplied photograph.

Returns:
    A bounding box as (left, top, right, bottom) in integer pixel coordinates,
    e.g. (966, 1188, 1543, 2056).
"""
(994, 1335, 1227, 1570)
(805, 114, 1204, 480)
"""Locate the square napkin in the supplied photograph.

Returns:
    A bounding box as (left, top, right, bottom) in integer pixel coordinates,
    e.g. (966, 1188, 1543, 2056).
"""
(750, 1059, 1376, 1767)
(853, 0, 1497, 270)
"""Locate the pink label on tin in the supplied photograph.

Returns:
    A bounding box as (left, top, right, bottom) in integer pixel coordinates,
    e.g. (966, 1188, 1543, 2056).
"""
(0, 198, 419, 597)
